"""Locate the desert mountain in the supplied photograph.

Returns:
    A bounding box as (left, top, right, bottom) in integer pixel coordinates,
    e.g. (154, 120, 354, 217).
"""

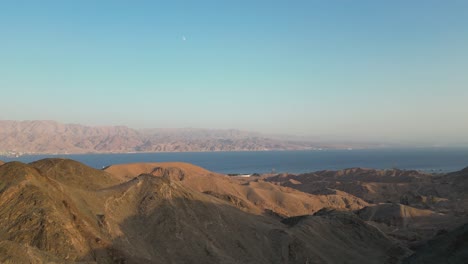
(104, 162, 369, 217)
(31, 158, 120, 190)
(0, 120, 317, 154)
(0, 159, 411, 263)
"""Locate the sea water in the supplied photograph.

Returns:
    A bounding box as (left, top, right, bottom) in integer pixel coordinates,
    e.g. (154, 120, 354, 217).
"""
(2, 148, 468, 174)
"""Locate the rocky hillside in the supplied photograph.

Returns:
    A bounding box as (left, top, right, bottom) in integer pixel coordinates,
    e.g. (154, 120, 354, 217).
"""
(264, 168, 458, 212)
(104, 162, 369, 217)
(0, 159, 409, 263)
(0, 159, 466, 263)
(0, 120, 317, 154)
(402, 223, 468, 264)
(264, 167, 468, 253)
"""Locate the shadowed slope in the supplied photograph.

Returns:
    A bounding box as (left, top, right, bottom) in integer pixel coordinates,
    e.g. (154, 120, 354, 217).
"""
(89, 175, 406, 263)
(357, 204, 439, 227)
(94, 175, 285, 263)
(0, 240, 73, 264)
(355, 203, 460, 247)
(436, 167, 468, 198)
(0, 161, 108, 262)
(403, 223, 468, 264)
(281, 209, 410, 263)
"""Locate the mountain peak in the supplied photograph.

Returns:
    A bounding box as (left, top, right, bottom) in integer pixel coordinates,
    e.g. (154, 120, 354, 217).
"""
(30, 158, 119, 190)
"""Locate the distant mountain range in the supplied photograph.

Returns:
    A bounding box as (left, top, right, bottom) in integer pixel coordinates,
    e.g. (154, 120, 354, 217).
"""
(0, 120, 325, 154)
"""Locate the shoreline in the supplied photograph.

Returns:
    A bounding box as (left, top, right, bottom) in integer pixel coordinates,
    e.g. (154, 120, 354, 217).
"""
(3, 145, 468, 158)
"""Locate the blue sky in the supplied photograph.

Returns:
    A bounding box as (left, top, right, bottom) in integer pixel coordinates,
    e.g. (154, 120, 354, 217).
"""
(1, 1, 467, 145)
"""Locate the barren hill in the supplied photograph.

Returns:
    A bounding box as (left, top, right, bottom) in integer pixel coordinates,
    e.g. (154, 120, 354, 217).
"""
(0, 120, 317, 154)
(0, 159, 411, 263)
(31, 158, 120, 190)
(104, 162, 369, 217)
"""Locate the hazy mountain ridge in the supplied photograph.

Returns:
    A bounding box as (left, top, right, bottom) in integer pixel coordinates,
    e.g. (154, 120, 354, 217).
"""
(0, 120, 317, 154)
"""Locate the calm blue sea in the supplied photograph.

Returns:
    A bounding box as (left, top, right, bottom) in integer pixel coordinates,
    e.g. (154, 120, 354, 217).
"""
(2, 148, 468, 174)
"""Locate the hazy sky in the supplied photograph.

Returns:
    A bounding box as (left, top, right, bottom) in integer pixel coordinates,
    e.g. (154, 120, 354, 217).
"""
(1, 1, 467, 145)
